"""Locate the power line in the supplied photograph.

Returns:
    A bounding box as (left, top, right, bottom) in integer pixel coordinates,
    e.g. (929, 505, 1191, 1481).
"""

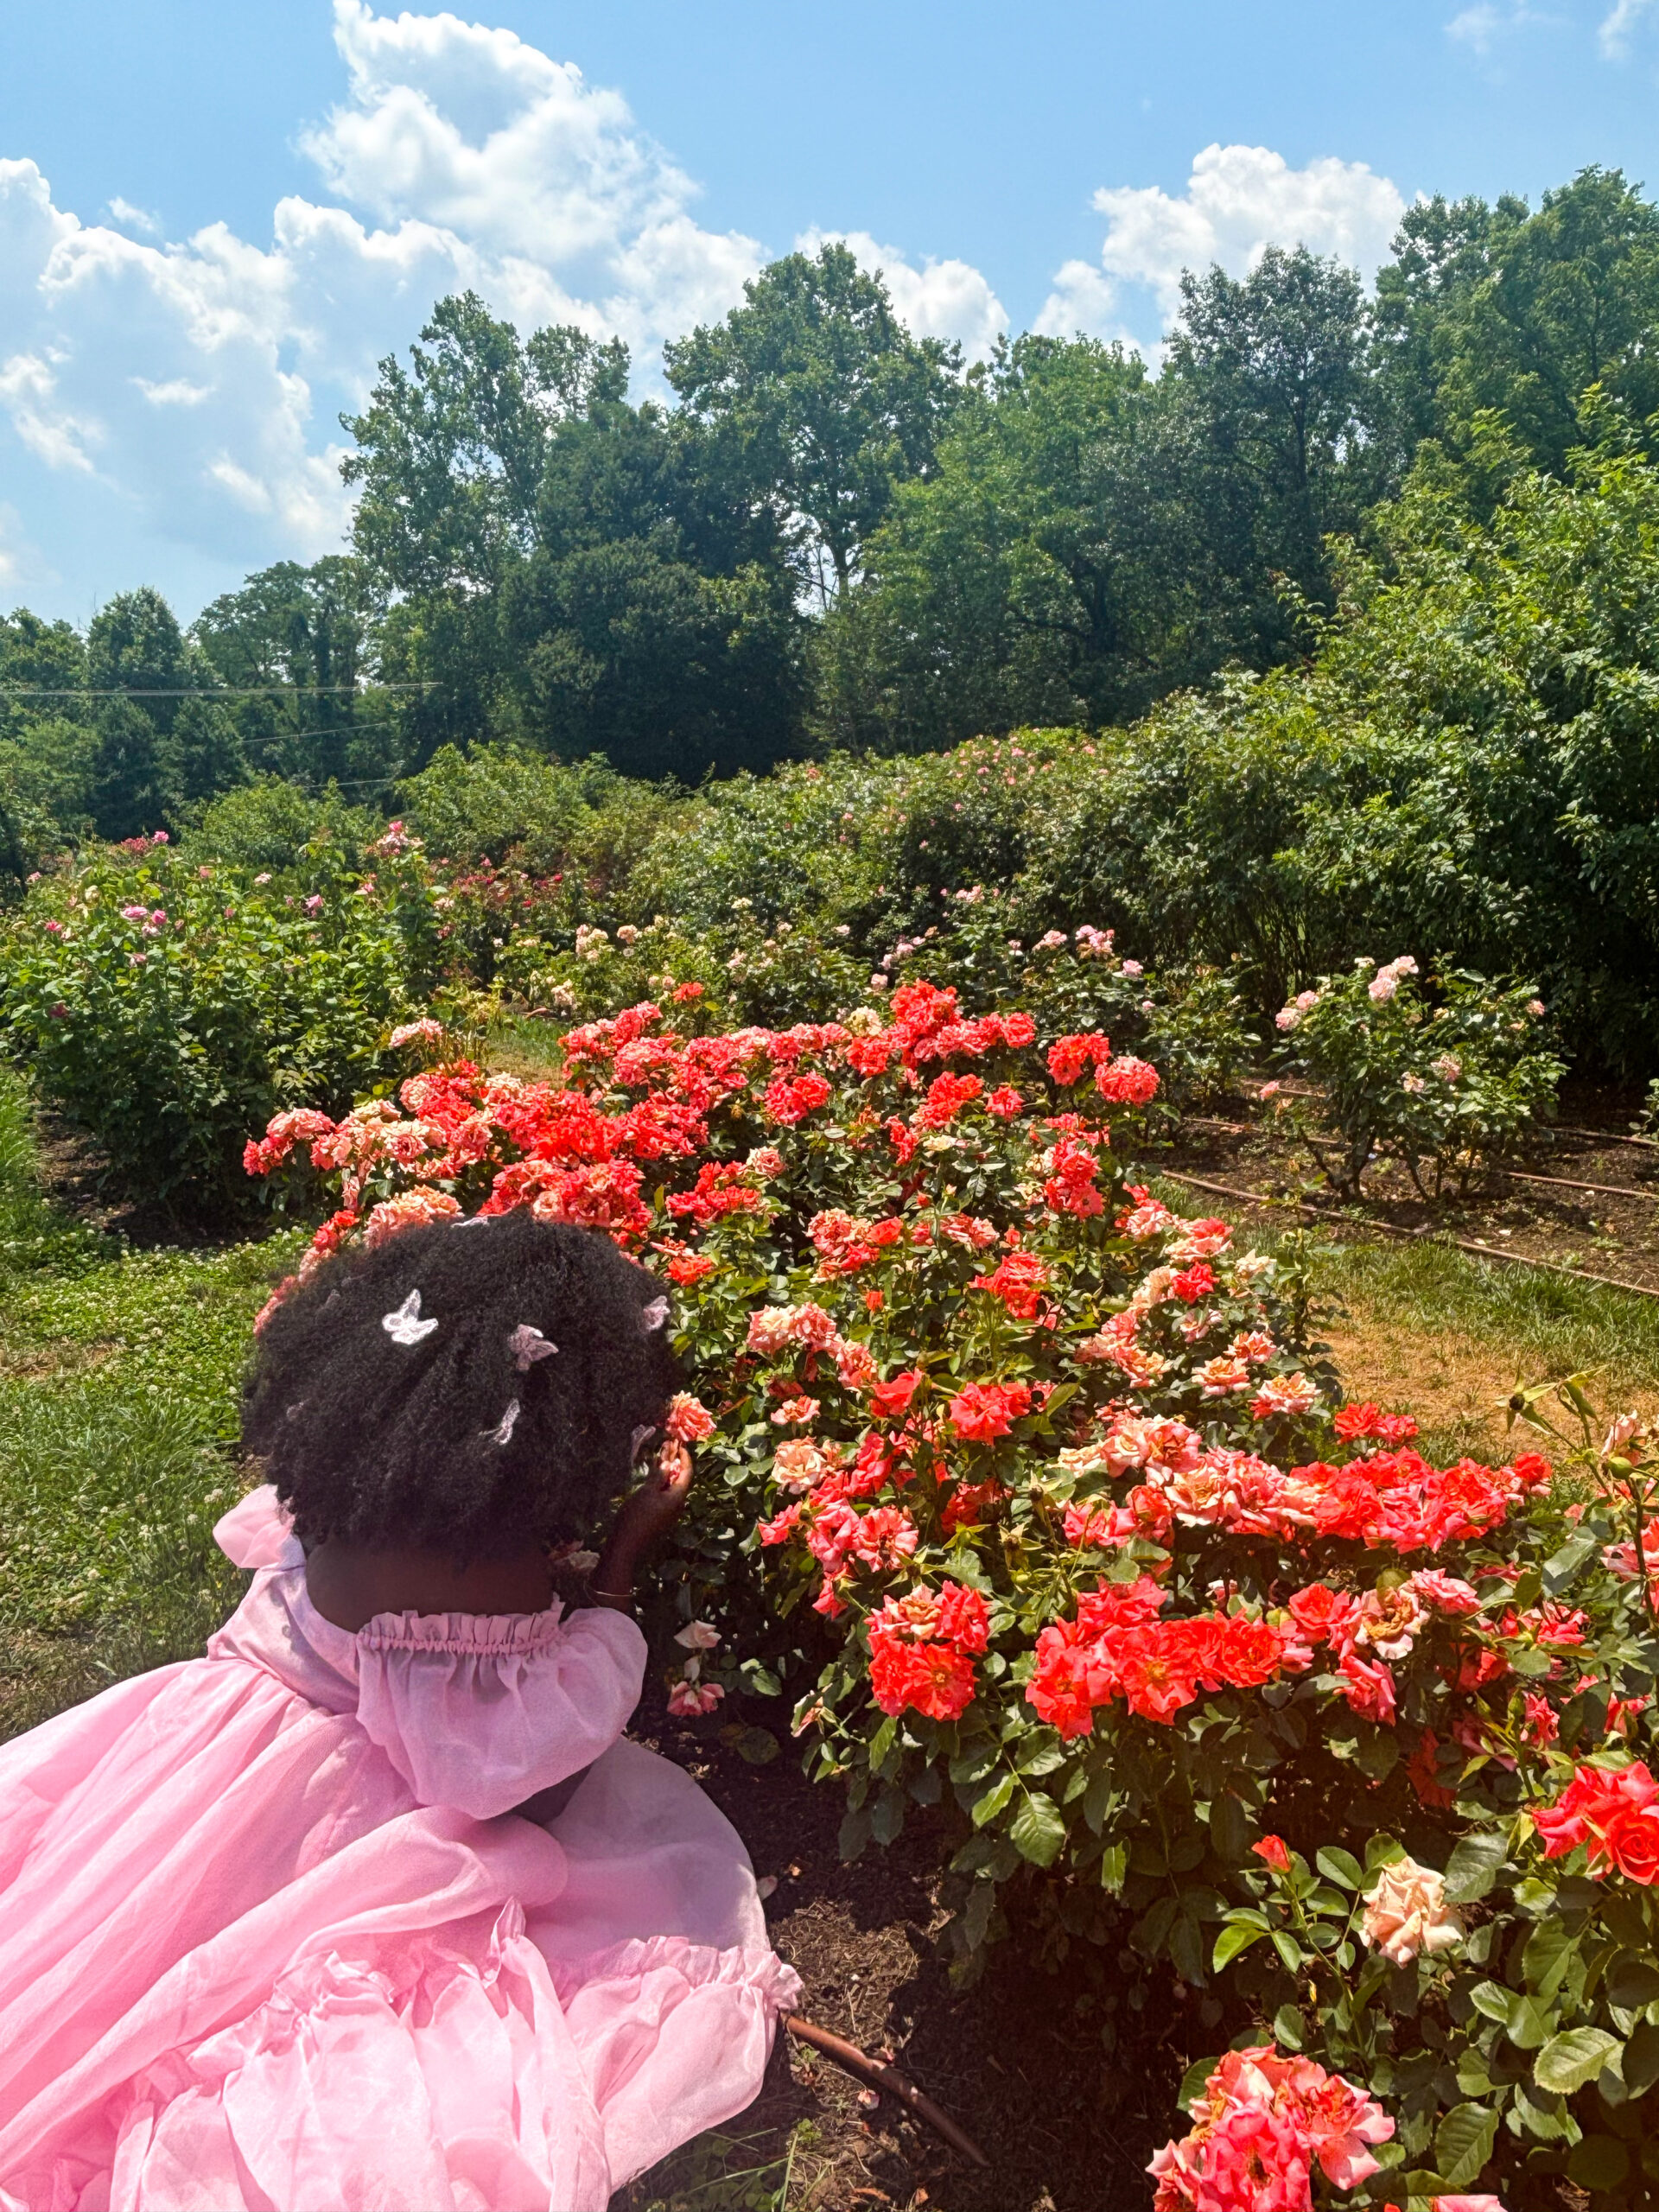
(0, 683, 439, 697)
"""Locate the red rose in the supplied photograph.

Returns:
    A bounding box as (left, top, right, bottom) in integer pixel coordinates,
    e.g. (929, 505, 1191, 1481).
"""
(1603, 1806, 1659, 1885)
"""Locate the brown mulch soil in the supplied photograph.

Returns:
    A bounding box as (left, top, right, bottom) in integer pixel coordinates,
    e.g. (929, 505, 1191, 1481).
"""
(1162, 1080, 1659, 1294)
(628, 1711, 1191, 2212)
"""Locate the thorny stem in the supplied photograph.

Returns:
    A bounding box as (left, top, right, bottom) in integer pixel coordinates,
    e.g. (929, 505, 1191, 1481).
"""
(1628, 1470, 1659, 1636)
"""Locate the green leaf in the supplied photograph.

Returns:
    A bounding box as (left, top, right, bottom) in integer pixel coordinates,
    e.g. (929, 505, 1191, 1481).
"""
(1175, 2056, 1219, 2114)
(1212, 1921, 1268, 1972)
(1456, 2050, 1497, 2098)
(1269, 1928, 1305, 1972)
(1505, 1993, 1551, 2050)
(1471, 1979, 1518, 2024)
(1444, 1830, 1508, 1903)
(1315, 1846, 1364, 1891)
(1099, 1842, 1128, 1893)
(1354, 1729, 1401, 1781)
(1510, 2082, 1573, 2141)
(1541, 1532, 1599, 1593)
(1015, 1734, 1066, 1778)
(1210, 1793, 1249, 1862)
(1521, 1914, 1575, 1999)
(962, 1878, 996, 1953)
(1009, 1790, 1067, 1868)
(970, 1773, 1015, 1827)
(838, 1805, 871, 1862)
(1082, 1770, 1117, 1836)
(729, 1725, 779, 1766)
(1433, 2101, 1499, 2190)
(1624, 2018, 1659, 2097)
(1271, 2004, 1306, 2050)
(949, 1742, 999, 1787)
(1169, 1910, 1206, 1988)
(1535, 2027, 1620, 2095)
(1607, 1956, 1659, 2011)
(1567, 2133, 1631, 2191)
(869, 1789, 906, 1846)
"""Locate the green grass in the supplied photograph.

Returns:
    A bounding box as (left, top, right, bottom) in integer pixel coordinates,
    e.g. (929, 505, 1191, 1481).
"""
(1320, 1233, 1659, 1386)
(620, 2124, 823, 2212)
(1148, 1179, 1659, 1463)
(0, 1075, 299, 1738)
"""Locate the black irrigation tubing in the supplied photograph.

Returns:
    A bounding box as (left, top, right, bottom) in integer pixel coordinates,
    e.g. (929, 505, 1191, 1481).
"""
(1156, 1169, 1659, 1305)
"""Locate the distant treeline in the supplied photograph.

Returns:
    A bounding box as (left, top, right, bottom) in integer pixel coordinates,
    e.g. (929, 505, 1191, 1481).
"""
(3, 162, 1659, 855)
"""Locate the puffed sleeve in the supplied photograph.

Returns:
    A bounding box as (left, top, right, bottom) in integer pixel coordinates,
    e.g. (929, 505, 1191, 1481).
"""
(213, 1484, 298, 1570)
(353, 1605, 648, 1821)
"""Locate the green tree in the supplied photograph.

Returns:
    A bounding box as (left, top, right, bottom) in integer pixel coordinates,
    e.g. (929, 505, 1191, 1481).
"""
(665, 242, 963, 601)
(88, 698, 170, 842)
(1370, 168, 1659, 486)
(84, 588, 250, 833)
(343, 292, 804, 779)
(341, 294, 628, 600)
(1166, 246, 1374, 632)
(0, 610, 93, 869)
(160, 697, 251, 812)
(193, 556, 387, 792)
(817, 335, 1243, 749)
(86, 588, 191, 729)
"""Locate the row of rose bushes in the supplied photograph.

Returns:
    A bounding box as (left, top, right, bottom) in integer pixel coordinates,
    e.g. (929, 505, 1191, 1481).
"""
(246, 981, 1654, 2209)
(0, 816, 1256, 1215)
(0, 786, 1564, 1225)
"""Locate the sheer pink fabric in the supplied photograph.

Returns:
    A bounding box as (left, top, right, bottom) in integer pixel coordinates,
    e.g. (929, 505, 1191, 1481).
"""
(0, 1487, 799, 2211)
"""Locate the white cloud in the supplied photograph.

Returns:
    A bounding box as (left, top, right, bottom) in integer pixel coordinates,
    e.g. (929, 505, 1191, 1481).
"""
(1599, 0, 1656, 54)
(133, 377, 213, 406)
(107, 196, 161, 236)
(1043, 143, 1408, 344)
(0, 1, 777, 609)
(0, 503, 47, 591)
(1033, 260, 1141, 347)
(1446, 2, 1547, 56)
(0, 348, 101, 472)
(795, 227, 1007, 359)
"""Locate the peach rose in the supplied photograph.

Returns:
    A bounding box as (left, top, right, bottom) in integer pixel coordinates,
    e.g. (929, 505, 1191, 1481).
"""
(1361, 1854, 1464, 1968)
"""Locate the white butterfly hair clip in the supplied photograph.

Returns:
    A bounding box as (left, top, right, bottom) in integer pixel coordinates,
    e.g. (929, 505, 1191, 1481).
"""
(509, 1324, 558, 1372)
(639, 1296, 670, 1334)
(630, 1423, 658, 1464)
(382, 1289, 439, 1347)
(489, 1399, 522, 1446)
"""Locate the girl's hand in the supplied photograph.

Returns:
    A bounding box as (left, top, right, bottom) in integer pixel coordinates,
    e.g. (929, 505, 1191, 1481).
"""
(614, 1443, 695, 1550)
(589, 1446, 693, 1607)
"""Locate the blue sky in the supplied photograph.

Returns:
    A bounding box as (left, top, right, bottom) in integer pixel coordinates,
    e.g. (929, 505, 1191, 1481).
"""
(2, 0, 1656, 626)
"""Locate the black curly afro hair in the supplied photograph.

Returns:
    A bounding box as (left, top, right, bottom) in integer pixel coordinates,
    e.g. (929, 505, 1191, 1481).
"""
(242, 1213, 678, 1562)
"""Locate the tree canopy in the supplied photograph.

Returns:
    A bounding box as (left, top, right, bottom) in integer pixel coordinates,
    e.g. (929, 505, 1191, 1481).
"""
(7, 161, 1659, 841)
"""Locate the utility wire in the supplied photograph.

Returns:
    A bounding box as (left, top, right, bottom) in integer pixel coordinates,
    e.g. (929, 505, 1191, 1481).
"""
(0, 683, 438, 697)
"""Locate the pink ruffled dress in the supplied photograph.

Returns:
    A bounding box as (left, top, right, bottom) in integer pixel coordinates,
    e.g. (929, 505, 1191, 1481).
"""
(0, 1487, 800, 2212)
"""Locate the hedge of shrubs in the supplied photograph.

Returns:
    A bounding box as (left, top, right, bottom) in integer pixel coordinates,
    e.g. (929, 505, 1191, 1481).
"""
(246, 978, 1659, 2209)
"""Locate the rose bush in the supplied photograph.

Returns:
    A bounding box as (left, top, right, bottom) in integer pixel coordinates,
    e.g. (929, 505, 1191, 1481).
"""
(1269, 960, 1561, 1202)
(0, 830, 437, 1215)
(246, 982, 1659, 2209)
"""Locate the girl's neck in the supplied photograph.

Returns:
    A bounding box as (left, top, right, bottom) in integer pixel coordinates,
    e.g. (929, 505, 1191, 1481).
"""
(303, 1539, 554, 1634)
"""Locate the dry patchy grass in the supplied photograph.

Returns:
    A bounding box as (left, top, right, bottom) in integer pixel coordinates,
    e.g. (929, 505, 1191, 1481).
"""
(1320, 1236, 1659, 1463)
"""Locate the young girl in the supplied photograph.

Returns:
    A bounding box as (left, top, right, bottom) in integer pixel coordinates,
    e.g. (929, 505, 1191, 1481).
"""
(0, 1213, 800, 2212)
